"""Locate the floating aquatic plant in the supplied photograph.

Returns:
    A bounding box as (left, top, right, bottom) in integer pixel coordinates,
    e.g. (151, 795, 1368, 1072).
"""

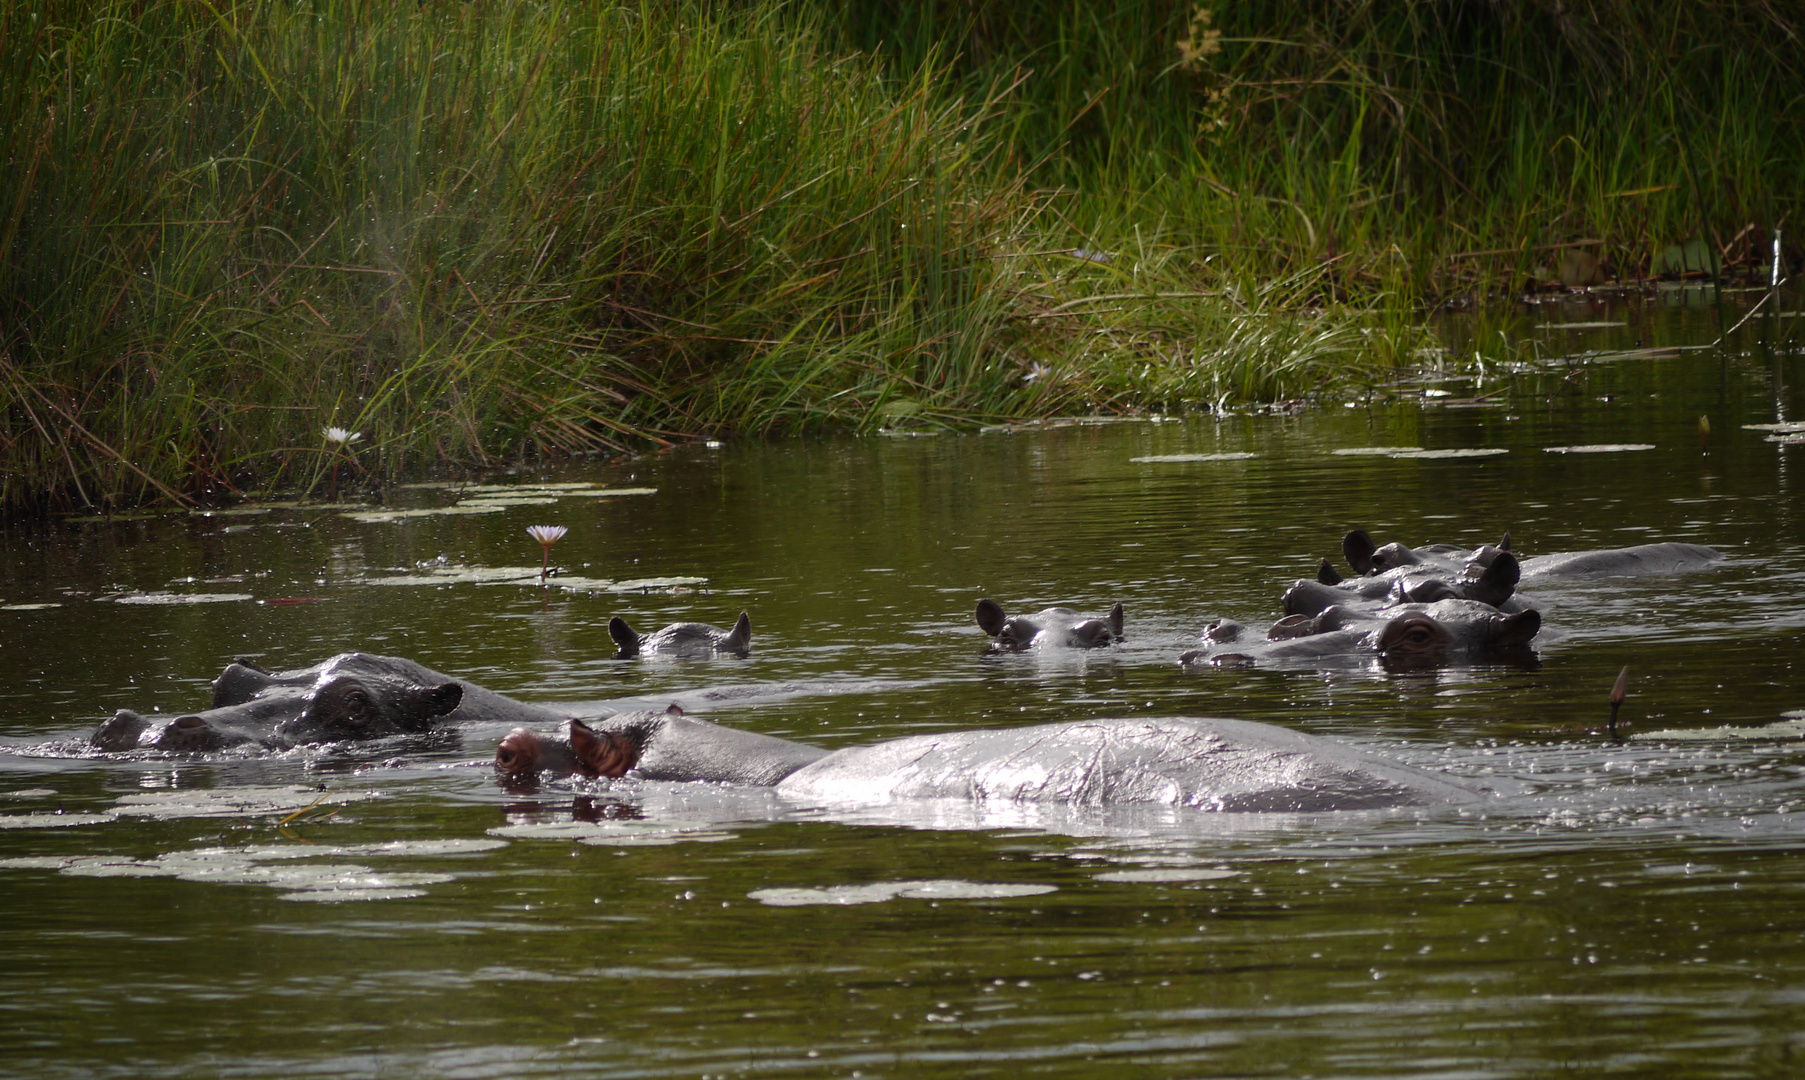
(747, 879, 1058, 906)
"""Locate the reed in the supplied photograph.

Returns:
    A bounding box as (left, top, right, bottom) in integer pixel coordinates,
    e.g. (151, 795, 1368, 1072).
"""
(824, 0, 1804, 295)
(0, 0, 1054, 512)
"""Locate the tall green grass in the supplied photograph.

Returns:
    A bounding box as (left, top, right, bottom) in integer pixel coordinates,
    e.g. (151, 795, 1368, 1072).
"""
(11, 1, 1795, 514)
(1, 0, 1056, 511)
(825, 0, 1804, 296)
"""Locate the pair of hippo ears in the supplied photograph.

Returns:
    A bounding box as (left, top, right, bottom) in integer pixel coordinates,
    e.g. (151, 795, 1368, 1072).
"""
(974, 599, 1125, 638)
(1340, 529, 1512, 576)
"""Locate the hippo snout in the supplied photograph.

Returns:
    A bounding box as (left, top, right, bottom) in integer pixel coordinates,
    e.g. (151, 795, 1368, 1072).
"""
(496, 727, 572, 781)
(91, 709, 152, 752)
(155, 714, 245, 752)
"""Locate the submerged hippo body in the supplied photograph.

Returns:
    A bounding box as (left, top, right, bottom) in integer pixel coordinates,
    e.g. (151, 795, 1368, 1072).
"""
(1327, 529, 1721, 585)
(90, 653, 568, 753)
(976, 599, 1125, 652)
(496, 713, 1496, 811)
(1516, 542, 1723, 580)
(609, 611, 752, 659)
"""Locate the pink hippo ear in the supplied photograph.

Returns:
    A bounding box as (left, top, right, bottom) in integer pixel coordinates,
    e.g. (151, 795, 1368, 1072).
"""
(570, 719, 641, 779)
(664, 703, 684, 717)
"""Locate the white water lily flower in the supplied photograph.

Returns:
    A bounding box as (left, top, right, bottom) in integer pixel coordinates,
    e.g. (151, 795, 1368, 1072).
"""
(527, 525, 569, 582)
(322, 427, 364, 446)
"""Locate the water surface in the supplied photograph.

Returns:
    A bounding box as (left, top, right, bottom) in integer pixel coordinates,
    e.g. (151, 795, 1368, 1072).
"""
(3, 289, 1803, 1077)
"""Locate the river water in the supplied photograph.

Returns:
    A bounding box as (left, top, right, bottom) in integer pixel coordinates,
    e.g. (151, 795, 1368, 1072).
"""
(2, 287, 1803, 1077)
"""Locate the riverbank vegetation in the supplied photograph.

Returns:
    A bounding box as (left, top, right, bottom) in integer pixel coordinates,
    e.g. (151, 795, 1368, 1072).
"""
(4, 0, 1799, 513)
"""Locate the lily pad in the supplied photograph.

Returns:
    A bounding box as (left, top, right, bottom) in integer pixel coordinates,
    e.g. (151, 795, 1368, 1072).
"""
(1393, 448, 1509, 460)
(1542, 444, 1656, 454)
(747, 879, 1057, 907)
(0, 812, 112, 829)
(107, 786, 370, 820)
(361, 566, 707, 593)
(344, 486, 658, 523)
(1093, 868, 1239, 883)
(111, 592, 256, 605)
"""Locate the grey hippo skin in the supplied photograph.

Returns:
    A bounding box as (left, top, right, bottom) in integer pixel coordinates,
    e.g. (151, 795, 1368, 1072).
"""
(1323, 529, 1721, 588)
(609, 611, 752, 659)
(975, 598, 1125, 651)
(496, 712, 1493, 811)
(1183, 595, 1541, 669)
(90, 653, 570, 752)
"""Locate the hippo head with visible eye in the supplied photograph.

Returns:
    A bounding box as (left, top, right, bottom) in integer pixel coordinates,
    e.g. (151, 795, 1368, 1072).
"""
(975, 599, 1125, 652)
(90, 653, 468, 752)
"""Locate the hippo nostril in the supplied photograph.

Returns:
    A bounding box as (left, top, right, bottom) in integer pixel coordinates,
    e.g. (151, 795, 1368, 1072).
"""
(173, 716, 208, 730)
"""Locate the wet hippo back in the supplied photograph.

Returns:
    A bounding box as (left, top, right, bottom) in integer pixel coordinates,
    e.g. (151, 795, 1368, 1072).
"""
(775, 717, 1497, 811)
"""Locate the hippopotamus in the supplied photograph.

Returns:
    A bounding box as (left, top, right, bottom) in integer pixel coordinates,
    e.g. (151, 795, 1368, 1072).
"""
(1322, 528, 1722, 585)
(1328, 528, 1512, 580)
(495, 710, 1499, 811)
(608, 611, 752, 659)
(1314, 549, 1524, 610)
(1182, 595, 1541, 669)
(975, 599, 1125, 651)
(89, 653, 569, 752)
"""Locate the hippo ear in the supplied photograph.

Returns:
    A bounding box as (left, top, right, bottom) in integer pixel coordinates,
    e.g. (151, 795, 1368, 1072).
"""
(570, 720, 640, 779)
(1493, 607, 1541, 646)
(1316, 558, 1342, 586)
(422, 683, 462, 719)
(1469, 552, 1519, 607)
(721, 611, 752, 654)
(1343, 529, 1376, 575)
(663, 703, 684, 717)
(1498, 531, 1512, 552)
(608, 617, 640, 658)
(1107, 602, 1125, 640)
(975, 598, 1007, 636)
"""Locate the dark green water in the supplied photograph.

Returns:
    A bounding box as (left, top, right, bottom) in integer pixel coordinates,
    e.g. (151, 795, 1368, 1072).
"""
(3, 289, 1804, 1078)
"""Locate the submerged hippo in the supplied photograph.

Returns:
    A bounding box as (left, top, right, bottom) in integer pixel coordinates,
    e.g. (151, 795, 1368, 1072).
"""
(90, 653, 568, 752)
(1183, 596, 1541, 669)
(1323, 528, 1721, 585)
(609, 611, 752, 659)
(496, 710, 1498, 811)
(1330, 528, 1512, 580)
(976, 599, 1125, 652)
(1313, 550, 1524, 610)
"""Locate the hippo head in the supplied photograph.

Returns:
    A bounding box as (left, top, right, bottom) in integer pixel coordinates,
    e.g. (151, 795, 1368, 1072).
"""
(975, 599, 1125, 651)
(1374, 605, 1541, 668)
(273, 674, 463, 744)
(495, 709, 671, 783)
(90, 656, 465, 753)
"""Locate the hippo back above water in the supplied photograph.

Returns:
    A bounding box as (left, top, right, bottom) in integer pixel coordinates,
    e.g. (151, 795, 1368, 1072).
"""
(496, 711, 1500, 811)
(775, 717, 1496, 811)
